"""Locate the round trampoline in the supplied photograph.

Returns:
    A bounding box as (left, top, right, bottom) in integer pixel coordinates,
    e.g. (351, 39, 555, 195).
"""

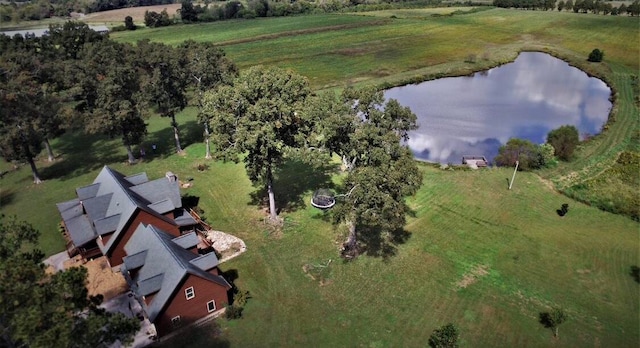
(311, 188, 336, 209)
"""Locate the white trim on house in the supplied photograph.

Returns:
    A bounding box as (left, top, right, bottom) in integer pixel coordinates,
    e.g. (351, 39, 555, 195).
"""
(185, 286, 195, 300)
(207, 300, 216, 313)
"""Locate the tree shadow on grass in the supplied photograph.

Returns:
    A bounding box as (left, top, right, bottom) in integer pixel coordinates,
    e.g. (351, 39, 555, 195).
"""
(150, 320, 229, 348)
(355, 224, 411, 261)
(249, 158, 338, 214)
(39, 130, 125, 181)
(141, 120, 203, 161)
(0, 189, 15, 207)
(630, 266, 640, 283)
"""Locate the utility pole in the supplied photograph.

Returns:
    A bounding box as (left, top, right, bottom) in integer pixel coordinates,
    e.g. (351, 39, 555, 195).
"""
(509, 160, 519, 190)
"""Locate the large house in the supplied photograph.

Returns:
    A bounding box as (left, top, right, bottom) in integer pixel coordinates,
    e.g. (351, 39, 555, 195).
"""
(123, 224, 232, 337)
(56, 166, 198, 267)
(57, 166, 232, 337)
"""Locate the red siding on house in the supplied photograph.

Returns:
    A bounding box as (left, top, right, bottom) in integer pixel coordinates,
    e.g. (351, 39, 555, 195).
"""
(145, 293, 157, 307)
(108, 210, 181, 267)
(154, 274, 230, 337)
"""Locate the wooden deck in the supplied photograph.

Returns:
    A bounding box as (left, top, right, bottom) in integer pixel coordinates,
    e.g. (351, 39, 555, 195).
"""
(462, 156, 488, 169)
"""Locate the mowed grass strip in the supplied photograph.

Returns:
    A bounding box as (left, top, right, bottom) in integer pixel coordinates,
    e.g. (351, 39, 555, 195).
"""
(112, 9, 639, 89)
(214, 166, 638, 347)
(113, 14, 384, 46)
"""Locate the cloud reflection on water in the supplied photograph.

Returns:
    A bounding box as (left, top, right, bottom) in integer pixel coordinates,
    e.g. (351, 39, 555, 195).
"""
(385, 52, 611, 164)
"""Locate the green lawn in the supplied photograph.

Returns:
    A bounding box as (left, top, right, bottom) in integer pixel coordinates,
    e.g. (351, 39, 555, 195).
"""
(160, 163, 639, 347)
(1, 7, 638, 347)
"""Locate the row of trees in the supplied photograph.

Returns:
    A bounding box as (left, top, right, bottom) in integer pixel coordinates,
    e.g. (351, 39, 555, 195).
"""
(0, 21, 238, 183)
(494, 125, 580, 170)
(149, 0, 442, 26)
(0, 0, 175, 22)
(493, 0, 640, 15)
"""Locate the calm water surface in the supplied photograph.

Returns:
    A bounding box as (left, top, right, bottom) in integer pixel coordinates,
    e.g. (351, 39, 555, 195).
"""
(384, 52, 612, 164)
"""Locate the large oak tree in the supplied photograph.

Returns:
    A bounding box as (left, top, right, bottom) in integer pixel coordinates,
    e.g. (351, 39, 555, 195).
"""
(203, 66, 311, 222)
(313, 87, 423, 257)
(136, 40, 189, 153)
(177, 40, 238, 159)
(78, 40, 147, 164)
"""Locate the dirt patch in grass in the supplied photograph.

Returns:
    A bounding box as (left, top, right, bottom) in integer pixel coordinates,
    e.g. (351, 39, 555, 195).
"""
(64, 256, 128, 301)
(456, 264, 489, 289)
(82, 4, 182, 24)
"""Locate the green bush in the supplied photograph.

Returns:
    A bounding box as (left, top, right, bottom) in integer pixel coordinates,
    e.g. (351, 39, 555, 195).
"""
(225, 304, 243, 320)
(547, 125, 579, 161)
(588, 48, 604, 62)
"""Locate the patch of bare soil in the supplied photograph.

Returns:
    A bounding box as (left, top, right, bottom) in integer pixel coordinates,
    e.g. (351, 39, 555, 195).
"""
(455, 264, 489, 289)
(81, 4, 182, 24)
(205, 230, 247, 263)
(64, 256, 128, 300)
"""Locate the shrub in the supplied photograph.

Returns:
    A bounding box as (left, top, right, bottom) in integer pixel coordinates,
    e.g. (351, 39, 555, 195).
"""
(547, 125, 579, 161)
(124, 15, 136, 30)
(588, 48, 604, 62)
(224, 304, 243, 320)
(494, 138, 544, 170)
(428, 323, 459, 348)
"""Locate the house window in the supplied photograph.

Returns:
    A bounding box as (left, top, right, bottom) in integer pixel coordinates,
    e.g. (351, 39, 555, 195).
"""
(171, 316, 181, 328)
(185, 287, 195, 300)
(207, 300, 216, 313)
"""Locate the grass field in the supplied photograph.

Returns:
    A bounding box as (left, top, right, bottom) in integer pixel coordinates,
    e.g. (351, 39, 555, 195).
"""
(1, 7, 638, 347)
(111, 10, 639, 89)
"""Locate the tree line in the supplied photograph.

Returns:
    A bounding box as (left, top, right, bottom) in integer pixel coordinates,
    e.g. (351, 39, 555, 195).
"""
(0, 21, 238, 183)
(152, 0, 443, 26)
(0, 0, 174, 22)
(493, 0, 640, 15)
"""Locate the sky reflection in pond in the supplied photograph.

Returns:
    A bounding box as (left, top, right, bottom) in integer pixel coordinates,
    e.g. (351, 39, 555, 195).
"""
(384, 52, 612, 164)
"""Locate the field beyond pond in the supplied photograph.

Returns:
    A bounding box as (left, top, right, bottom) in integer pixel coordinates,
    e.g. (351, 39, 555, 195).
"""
(1, 7, 638, 348)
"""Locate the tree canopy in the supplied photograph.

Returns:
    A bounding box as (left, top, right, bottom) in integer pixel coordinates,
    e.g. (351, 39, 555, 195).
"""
(0, 216, 139, 348)
(547, 125, 580, 161)
(494, 138, 544, 171)
(0, 49, 54, 183)
(78, 40, 147, 163)
(428, 323, 460, 348)
(203, 66, 311, 221)
(324, 87, 422, 258)
(136, 40, 189, 153)
(177, 40, 238, 159)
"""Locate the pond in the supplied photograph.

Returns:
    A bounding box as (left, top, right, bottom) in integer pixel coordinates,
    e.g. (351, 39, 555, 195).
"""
(384, 52, 612, 164)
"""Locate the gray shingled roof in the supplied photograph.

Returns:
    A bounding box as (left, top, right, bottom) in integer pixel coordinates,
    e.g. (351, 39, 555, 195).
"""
(147, 199, 176, 215)
(76, 183, 100, 200)
(57, 198, 96, 247)
(124, 173, 149, 186)
(174, 209, 197, 226)
(189, 253, 219, 271)
(94, 214, 121, 236)
(171, 232, 199, 249)
(57, 166, 196, 255)
(82, 193, 113, 222)
(123, 250, 148, 271)
(130, 178, 182, 213)
(123, 224, 231, 322)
